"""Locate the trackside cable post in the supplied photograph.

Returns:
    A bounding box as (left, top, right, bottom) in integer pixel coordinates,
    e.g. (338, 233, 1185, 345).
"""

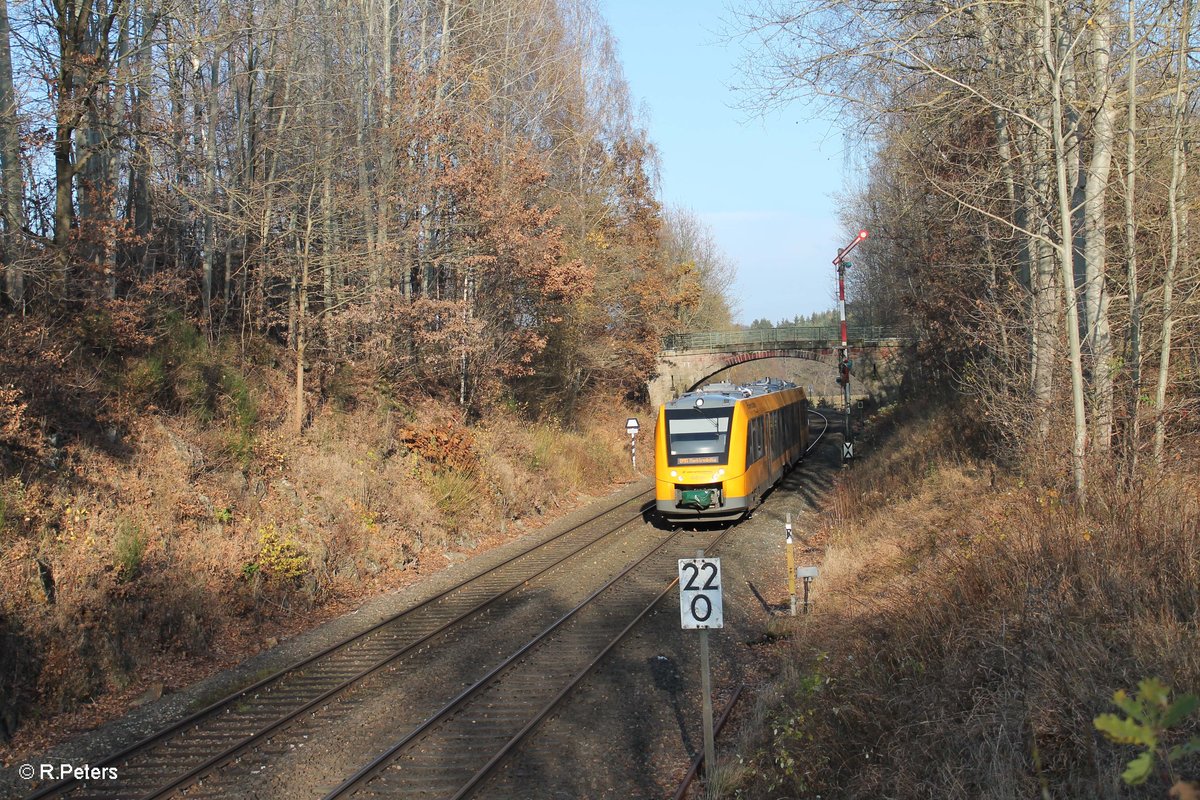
(797, 565, 819, 614)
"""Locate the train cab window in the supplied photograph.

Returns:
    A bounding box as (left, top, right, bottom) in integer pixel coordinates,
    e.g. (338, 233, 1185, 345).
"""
(665, 408, 734, 467)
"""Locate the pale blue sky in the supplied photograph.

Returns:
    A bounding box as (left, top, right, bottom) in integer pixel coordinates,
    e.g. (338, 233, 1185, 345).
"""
(600, 0, 854, 326)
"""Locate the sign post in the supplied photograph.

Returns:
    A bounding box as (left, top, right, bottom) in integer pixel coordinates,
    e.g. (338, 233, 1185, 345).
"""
(625, 417, 640, 472)
(679, 552, 723, 785)
(785, 513, 796, 616)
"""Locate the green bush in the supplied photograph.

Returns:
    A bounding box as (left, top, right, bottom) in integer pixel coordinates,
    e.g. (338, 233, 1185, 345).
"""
(113, 518, 147, 581)
(121, 354, 168, 407)
(118, 314, 259, 462)
(1095, 678, 1200, 787)
(429, 469, 477, 526)
(252, 525, 310, 584)
(219, 367, 257, 465)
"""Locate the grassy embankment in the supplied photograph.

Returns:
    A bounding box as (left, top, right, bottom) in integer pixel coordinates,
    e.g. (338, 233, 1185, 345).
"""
(721, 400, 1199, 799)
(0, 318, 650, 758)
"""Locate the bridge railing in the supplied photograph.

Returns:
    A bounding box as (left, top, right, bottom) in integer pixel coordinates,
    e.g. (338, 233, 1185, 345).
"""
(662, 326, 912, 351)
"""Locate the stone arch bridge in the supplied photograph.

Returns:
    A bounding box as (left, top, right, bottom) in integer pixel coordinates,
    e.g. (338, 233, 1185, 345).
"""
(648, 326, 913, 408)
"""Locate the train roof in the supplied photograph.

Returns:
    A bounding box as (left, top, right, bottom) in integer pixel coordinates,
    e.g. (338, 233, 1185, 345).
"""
(663, 378, 799, 411)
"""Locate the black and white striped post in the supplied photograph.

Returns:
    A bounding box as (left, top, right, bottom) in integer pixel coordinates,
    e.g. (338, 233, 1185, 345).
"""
(786, 513, 796, 616)
(625, 417, 640, 472)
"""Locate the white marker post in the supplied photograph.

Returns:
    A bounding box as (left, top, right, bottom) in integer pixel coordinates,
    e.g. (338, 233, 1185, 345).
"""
(625, 417, 640, 472)
(679, 552, 723, 785)
(785, 513, 796, 616)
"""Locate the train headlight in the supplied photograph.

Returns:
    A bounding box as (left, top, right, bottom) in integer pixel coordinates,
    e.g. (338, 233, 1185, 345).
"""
(719, 469, 725, 476)
(670, 470, 678, 478)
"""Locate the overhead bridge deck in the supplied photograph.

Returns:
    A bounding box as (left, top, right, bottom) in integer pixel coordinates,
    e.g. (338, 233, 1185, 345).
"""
(649, 326, 915, 408)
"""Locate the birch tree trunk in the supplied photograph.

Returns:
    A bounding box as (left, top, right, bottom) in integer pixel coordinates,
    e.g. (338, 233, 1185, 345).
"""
(1027, 43, 1059, 442)
(0, 0, 25, 309)
(1123, 0, 1141, 475)
(374, 0, 394, 289)
(200, 18, 220, 326)
(293, 197, 314, 434)
(1042, 0, 1088, 493)
(1153, 0, 1191, 464)
(127, 1, 154, 275)
(1080, 1, 1116, 453)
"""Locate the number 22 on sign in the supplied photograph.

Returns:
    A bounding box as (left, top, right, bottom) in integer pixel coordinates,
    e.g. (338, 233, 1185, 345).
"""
(678, 557, 723, 629)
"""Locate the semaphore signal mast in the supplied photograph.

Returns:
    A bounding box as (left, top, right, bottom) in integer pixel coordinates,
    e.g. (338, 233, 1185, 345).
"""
(832, 229, 868, 460)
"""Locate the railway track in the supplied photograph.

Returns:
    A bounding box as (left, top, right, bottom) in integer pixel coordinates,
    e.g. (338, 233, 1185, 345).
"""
(807, 407, 831, 452)
(320, 526, 735, 800)
(23, 418, 832, 800)
(24, 489, 656, 800)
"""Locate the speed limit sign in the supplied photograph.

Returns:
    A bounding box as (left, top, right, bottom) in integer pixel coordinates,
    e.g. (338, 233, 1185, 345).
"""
(678, 557, 723, 629)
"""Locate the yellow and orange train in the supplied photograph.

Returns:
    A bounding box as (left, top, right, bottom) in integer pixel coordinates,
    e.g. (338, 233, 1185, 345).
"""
(654, 379, 808, 521)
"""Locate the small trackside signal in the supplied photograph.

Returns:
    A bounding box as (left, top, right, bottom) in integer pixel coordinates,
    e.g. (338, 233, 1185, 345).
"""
(836, 358, 851, 386)
(857, 229, 869, 241)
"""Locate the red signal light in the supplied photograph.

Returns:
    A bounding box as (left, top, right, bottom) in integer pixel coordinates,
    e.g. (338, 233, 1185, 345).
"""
(857, 229, 869, 240)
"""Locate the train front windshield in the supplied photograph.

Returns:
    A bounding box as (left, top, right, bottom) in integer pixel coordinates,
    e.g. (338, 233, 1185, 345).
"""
(665, 408, 733, 467)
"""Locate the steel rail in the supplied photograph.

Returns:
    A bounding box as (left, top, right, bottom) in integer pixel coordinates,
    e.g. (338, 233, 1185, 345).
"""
(25, 489, 654, 800)
(448, 535, 736, 800)
(670, 684, 745, 800)
(138, 507, 655, 799)
(806, 408, 830, 453)
(323, 523, 737, 800)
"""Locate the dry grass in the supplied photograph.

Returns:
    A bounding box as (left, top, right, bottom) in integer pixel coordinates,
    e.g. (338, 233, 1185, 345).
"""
(0, 372, 650, 755)
(725, 401, 1200, 799)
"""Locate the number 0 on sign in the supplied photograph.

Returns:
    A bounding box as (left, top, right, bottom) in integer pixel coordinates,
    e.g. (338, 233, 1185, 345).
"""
(679, 558, 723, 629)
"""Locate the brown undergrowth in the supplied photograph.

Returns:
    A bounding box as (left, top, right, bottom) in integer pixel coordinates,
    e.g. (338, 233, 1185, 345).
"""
(721, 400, 1200, 799)
(0, 327, 648, 762)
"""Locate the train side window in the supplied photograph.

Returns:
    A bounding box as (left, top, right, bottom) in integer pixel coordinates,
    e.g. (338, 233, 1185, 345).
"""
(747, 417, 764, 467)
(766, 413, 772, 459)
